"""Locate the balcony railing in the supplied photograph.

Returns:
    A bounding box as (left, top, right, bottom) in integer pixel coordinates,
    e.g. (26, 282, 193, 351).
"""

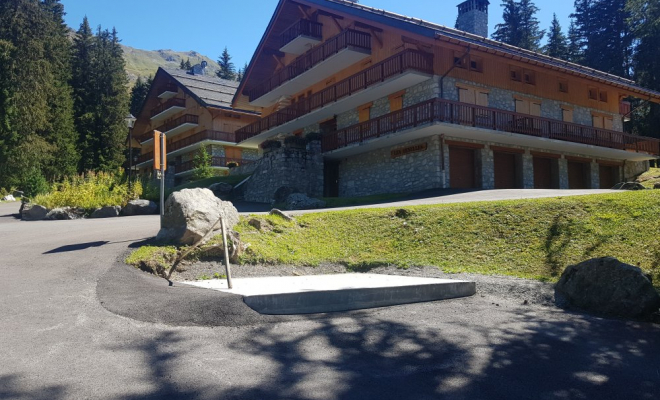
(137, 151, 153, 164)
(178, 157, 254, 173)
(136, 130, 237, 164)
(158, 83, 178, 97)
(248, 29, 372, 102)
(321, 98, 660, 156)
(150, 97, 186, 118)
(281, 19, 323, 48)
(237, 49, 434, 142)
(138, 114, 199, 142)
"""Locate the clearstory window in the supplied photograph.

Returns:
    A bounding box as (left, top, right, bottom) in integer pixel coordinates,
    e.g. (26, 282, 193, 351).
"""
(510, 66, 522, 82)
(599, 91, 608, 103)
(469, 56, 483, 73)
(588, 87, 598, 101)
(454, 51, 467, 69)
(523, 69, 536, 85)
(559, 80, 569, 93)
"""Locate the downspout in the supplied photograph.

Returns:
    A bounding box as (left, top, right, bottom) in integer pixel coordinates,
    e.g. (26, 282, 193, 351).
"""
(440, 45, 471, 100)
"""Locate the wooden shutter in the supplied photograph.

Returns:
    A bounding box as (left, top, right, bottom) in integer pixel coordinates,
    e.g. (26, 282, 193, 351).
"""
(592, 115, 603, 129)
(562, 108, 573, 123)
(459, 88, 476, 105)
(389, 95, 403, 112)
(225, 147, 241, 160)
(358, 103, 372, 123)
(515, 99, 530, 114)
(476, 91, 489, 107)
(604, 117, 613, 130)
(530, 102, 541, 117)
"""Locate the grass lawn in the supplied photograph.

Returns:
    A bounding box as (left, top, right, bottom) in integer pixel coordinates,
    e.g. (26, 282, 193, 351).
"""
(236, 190, 660, 283)
(321, 193, 409, 208)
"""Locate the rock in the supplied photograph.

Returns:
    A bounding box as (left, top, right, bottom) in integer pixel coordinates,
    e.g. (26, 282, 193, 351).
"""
(209, 182, 233, 197)
(654, 183, 660, 189)
(273, 186, 299, 204)
(21, 204, 49, 221)
(269, 208, 294, 221)
(248, 218, 264, 230)
(615, 182, 646, 190)
(555, 257, 660, 319)
(121, 200, 158, 216)
(46, 207, 84, 220)
(284, 193, 326, 210)
(156, 188, 239, 245)
(90, 206, 121, 219)
(2, 195, 15, 202)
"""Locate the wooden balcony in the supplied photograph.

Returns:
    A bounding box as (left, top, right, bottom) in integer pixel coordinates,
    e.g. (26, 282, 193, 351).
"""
(280, 19, 323, 54)
(237, 49, 434, 145)
(322, 98, 660, 157)
(177, 157, 254, 174)
(150, 97, 186, 120)
(248, 29, 372, 106)
(138, 114, 199, 143)
(157, 83, 178, 99)
(136, 130, 238, 165)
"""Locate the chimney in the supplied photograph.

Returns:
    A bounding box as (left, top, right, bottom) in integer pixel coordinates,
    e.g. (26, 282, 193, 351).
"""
(455, 0, 489, 37)
(190, 61, 208, 76)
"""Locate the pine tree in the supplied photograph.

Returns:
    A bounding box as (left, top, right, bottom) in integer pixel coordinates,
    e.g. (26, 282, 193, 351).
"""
(130, 76, 152, 116)
(216, 47, 236, 80)
(179, 59, 186, 70)
(184, 58, 192, 70)
(544, 14, 569, 60)
(236, 62, 248, 82)
(492, 0, 544, 51)
(192, 146, 214, 180)
(566, 20, 583, 63)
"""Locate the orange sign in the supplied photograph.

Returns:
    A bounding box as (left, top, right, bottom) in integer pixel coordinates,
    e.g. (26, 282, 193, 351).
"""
(153, 130, 167, 171)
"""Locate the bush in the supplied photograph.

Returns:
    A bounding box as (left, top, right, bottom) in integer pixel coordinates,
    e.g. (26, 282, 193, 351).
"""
(284, 135, 307, 147)
(33, 171, 142, 212)
(260, 139, 282, 150)
(21, 169, 49, 198)
(192, 147, 214, 181)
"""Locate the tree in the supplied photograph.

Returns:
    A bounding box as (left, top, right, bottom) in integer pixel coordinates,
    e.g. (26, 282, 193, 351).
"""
(236, 62, 248, 82)
(130, 75, 152, 116)
(492, 0, 544, 51)
(566, 20, 583, 63)
(180, 58, 191, 70)
(216, 47, 236, 80)
(192, 146, 214, 180)
(544, 14, 569, 60)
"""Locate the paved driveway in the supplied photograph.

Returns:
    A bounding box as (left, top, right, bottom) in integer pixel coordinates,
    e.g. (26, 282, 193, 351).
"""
(0, 200, 657, 400)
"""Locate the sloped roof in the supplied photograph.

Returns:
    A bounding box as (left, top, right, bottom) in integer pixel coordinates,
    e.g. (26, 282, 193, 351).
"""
(234, 0, 660, 105)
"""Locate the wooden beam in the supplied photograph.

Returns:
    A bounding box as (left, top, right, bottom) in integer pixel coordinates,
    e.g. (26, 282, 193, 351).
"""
(272, 54, 285, 69)
(355, 21, 383, 32)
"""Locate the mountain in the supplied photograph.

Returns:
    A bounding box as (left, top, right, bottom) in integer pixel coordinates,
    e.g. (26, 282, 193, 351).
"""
(121, 45, 220, 83)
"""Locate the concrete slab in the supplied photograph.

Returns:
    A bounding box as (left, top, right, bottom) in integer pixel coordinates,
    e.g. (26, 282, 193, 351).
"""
(184, 274, 476, 315)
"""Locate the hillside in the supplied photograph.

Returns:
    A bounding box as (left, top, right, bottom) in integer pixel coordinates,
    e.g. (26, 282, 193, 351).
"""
(121, 45, 220, 83)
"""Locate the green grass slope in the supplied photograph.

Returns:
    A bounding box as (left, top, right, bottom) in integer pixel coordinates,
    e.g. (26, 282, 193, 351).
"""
(122, 45, 220, 83)
(237, 191, 660, 282)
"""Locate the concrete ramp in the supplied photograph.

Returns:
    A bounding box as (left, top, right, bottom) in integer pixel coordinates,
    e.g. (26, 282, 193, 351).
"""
(185, 274, 475, 315)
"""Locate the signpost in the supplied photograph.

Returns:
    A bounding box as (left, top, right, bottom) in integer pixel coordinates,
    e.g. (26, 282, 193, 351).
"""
(153, 130, 167, 225)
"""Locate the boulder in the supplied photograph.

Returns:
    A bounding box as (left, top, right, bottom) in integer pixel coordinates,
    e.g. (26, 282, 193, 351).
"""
(46, 207, 84, 220)
(654, 183, 660, 190)
(614, 182, 646, 190)
(209, 182, 233, 197)
(273, 186, 299, 204)
(90, 206, 121, 219)
(269, 208, 294, 222)
(121, 200, 158, 216)
(285, 193, 326, 210)
(21, 204, 49, 221)
(555, 257, 660, 319)
(156, 188, 239, 245)
(2, 195, 15, 202)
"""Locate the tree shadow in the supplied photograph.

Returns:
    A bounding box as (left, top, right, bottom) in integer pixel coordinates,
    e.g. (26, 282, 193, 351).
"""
(44, 238, 152, 254)
(544, 215, 573, 276)
(0, 374, 67, 400)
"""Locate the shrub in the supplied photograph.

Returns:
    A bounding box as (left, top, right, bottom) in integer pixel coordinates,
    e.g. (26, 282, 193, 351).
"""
(260, 139, 282, 150)
(192, 147, 214, 181)
(227, 162, 239, 169)
(284, 135, 307, 147)
(21, 169, 49, 198)
(305, 131, 322, 142)
(33, 171, 142, 212)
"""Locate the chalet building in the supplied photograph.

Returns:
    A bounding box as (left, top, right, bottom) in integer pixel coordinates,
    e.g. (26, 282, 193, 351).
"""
(229, 0, 660, 202)
(133, 66, 261, 182)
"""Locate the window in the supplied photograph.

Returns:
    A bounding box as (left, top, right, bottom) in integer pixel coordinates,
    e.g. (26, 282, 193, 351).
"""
(559, 80, 568, 93)
(358, 102, 373, 123)
(592, 114, 613, 130)
(389, 91, 405, 112)
(561, 107, 573, 123)
(458, 86, 489, 107)
(523, 69, 536, 85)
(515, 98, 541, 116)
(599, 91, 608, 103)
(225, 147, 242, 160)
(454, 51, 467, 69)
(510, 66, 522, 82)
(588, 87, 598, 101)
(469, 56, 483, 73)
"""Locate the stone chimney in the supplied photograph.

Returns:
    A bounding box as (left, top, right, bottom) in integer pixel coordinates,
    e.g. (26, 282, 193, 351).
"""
(190, 60, 208, 76)
(455, 0, 489, 37)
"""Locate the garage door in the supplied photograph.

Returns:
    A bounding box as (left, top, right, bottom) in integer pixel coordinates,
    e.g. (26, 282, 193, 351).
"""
(599, 165, 617, 189)
(533, 157, 553, 189)
(494, 152, 517, 189)
(449, 146, 476, 189)
(568, 161, 587, 189)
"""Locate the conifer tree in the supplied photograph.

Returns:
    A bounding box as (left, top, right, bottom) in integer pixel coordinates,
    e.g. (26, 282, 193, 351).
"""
(236, 62, 248, 82)
(492, 0, 544, 51)
(544, 14, 569, 60)
(184, 58, 192, 70)
(566, 20, 583, 63)
(216, 47, 236, 80)
(179, 59, 186, 70)
(130, 76, 152, 116)
(192, 146, 213, 180)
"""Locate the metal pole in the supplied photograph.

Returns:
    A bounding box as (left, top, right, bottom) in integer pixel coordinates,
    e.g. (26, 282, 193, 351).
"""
(128, 127, 133, 192)
(220, 217, 233, 289)
(160, 132, 165, 223)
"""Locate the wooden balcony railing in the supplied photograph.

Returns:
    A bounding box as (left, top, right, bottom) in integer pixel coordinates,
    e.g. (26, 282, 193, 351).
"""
(150, 97, 185, 118)
(158, 83, 178, 96)
(178, 157, 253, 173)
(281, 19, 323, 48)
(136, 130, 237, 163)
(248, 29, 372, 102)
(237, 49, 434, 142)
(137, 151, 153, 164)
(321, 98, 660, 156)
(138, 114, 199, 142)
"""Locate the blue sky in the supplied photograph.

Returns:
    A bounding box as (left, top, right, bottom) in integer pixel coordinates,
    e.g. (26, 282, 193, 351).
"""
(60, 0, 575, 67)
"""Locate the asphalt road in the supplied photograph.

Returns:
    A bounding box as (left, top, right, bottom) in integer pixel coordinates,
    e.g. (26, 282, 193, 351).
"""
(0, 200, 658, 400)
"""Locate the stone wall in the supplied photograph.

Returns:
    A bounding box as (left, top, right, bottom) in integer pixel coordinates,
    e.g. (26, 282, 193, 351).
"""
(624, 160, 650, 180)
(242, 142, 324, 203)
(338, 136, 443, 197)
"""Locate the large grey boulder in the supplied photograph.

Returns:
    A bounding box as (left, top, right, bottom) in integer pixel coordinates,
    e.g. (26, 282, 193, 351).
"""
(90, 206, 121, 219)
(46, 207, 84, 220)
(209, 182, 233, 197)
(156, 188, 239, 245)
(21, 204, 49, 221)
(555, 257, 660, 319)
(121, 200, 158, 216)
(273, 186, 299, 204)
(285, 193, 326, 210)
(2, 195, 15, 202)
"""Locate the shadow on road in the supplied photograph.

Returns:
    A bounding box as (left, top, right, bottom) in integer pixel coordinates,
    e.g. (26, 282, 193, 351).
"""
(44, 238, 153, 254)
(0, 374, 67, 400)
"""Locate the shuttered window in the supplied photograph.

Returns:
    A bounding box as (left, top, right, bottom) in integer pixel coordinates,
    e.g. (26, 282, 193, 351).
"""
(562, 108, 573, 123)
(515, 98, 541, 116)
(592, 115, 614, 130)
(358, 102, 373, 123)
(389, 95, 403, 112)
(458, 86, 489, 107)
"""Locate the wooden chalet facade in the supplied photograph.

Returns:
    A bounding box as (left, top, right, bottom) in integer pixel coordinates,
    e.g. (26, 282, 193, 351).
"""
(133, 67, 261, 181)
(230, 0, 660, 200)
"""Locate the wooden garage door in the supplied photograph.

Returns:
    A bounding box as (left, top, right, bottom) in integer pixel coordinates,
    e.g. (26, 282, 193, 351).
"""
(568, 161, 587, 189)
(449, 147, 476, 189)
(599, 165, 617, 189)
(533, 157, 553, 189)
(494, 152, 517, 189)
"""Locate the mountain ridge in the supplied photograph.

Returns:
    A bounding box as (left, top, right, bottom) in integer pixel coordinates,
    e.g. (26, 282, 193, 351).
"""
(121, 45, 221, 83)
